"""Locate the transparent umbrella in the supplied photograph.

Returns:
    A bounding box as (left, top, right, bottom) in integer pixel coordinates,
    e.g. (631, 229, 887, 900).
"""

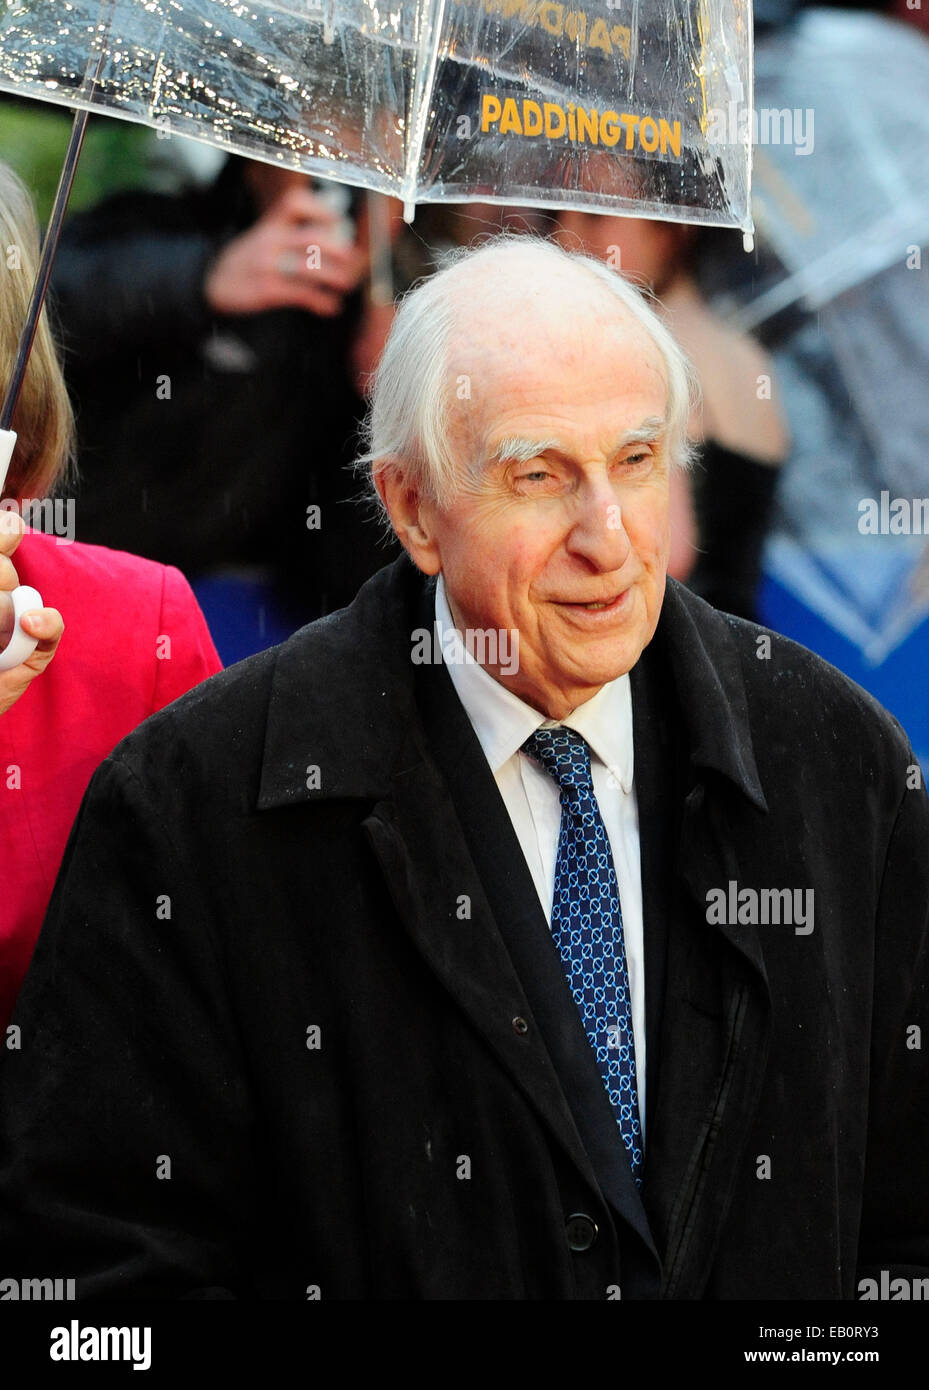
(733, 8, 929, 330)
(0, 0, 753, 228)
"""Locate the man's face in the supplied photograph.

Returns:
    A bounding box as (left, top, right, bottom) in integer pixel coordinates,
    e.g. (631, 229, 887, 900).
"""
(417, 285, 672, 719)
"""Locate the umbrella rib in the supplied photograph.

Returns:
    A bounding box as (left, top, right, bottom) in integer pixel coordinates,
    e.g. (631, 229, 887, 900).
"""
(0, 1, 116, 434)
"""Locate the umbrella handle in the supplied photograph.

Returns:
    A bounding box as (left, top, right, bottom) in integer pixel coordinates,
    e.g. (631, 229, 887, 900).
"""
(0, 428, 42, 674)
(0, 585, 42, 672)
(0, 428, 16, 496)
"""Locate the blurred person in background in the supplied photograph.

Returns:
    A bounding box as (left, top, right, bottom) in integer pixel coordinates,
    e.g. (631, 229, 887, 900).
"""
(0, 161, 221, 1030)
(554, 210, 789, 620)
(50, 155, 402, 659)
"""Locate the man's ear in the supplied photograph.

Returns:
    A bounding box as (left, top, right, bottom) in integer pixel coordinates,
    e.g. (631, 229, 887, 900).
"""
(374, 458, 442, 575)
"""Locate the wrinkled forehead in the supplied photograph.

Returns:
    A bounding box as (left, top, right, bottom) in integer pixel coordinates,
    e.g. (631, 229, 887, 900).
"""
(444, 270, 668, 456)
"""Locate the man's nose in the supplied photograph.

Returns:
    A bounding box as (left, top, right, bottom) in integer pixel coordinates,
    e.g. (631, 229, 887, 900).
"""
(565, 480, 633, 571)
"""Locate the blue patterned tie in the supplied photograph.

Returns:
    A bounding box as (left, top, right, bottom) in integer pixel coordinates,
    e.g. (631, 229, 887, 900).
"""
(524, 726, 643, 1184)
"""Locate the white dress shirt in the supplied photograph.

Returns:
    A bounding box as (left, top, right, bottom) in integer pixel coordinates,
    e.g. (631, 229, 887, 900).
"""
(434, 576, 646, 1133)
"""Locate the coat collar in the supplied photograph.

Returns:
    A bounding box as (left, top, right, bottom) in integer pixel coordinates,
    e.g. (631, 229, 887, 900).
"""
(651, 583, 768, 814)
(256, 554, 421, 809)
(257, 554, 768, 815)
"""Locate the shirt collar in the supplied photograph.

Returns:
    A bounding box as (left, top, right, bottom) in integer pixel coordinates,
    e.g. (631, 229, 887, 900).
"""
(434, 574, 634, 791)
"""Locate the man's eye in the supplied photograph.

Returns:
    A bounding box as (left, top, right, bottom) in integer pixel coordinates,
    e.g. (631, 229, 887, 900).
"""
(512, 469, 556, 486)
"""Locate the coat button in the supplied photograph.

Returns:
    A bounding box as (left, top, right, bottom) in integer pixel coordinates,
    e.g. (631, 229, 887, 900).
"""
(512, 1016, 529, 1035)
(565, 1213, 598, 1252)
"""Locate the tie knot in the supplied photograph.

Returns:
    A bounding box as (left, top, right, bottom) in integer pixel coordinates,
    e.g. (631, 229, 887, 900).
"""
(523, 726, 594, 797)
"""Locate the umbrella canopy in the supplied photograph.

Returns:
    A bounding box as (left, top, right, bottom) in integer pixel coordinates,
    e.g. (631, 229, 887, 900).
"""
(0, 0, 753, 228)
(733, 8, 929, 329)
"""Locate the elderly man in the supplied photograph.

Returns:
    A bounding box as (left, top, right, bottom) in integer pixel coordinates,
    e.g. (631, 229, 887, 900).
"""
(0, 237, 926, 1301)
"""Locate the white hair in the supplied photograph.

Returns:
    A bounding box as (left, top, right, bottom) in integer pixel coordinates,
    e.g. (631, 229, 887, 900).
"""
(355, 233, 699, 520)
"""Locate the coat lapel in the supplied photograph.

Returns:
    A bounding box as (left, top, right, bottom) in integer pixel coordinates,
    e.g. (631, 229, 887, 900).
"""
(361, 746, 617, 1220)
(634, 585, 774, 1297)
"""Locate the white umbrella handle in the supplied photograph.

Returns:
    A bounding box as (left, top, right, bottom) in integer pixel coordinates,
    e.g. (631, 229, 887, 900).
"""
(0, 430, 42, 671)
(0, 428, 16, 495)
(0, 585, 42, 672)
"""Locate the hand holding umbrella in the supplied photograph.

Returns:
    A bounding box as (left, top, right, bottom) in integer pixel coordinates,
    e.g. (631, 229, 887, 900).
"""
(0, 512, 63, 704)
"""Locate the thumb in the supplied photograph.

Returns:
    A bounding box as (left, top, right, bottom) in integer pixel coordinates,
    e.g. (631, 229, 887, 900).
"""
(0, 659, 43, 715)
(0, 606, 63, 704)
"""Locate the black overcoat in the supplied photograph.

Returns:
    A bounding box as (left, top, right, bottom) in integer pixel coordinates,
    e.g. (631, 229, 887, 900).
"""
(0, 555, 926, 1299)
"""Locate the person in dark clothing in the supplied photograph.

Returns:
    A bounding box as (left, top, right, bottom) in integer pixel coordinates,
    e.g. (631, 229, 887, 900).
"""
(51, 155, 399, 619)
(0, 239, 925, 1300)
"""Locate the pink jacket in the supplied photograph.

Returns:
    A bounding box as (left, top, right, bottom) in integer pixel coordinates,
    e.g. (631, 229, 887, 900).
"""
(0, 530, 222, 1027)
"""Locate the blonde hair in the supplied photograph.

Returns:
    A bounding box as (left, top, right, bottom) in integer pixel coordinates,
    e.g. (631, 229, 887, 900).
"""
(0, 161, 74, 501)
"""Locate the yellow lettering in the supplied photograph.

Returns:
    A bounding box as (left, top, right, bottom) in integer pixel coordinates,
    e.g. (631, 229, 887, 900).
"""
(499, 97, 522, 134)
(538, 0, 563, 35)
(611, 24, 631, 59)
(544, 102, 567, 138)
(589, 17, 612, 55)
(481, 94, 502, 132)
(658, 118, 682, 157)
(639, 115, 659, 152)
(619, 113, 639, 149)
(600, 110, 620, 147)
(523, 100, 543, 136)
(576, 104, 598, 144)
(564, 10, 586, 43)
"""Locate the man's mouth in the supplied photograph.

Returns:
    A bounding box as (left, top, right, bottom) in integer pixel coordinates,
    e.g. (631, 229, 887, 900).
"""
(556, 592, 626, 611)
